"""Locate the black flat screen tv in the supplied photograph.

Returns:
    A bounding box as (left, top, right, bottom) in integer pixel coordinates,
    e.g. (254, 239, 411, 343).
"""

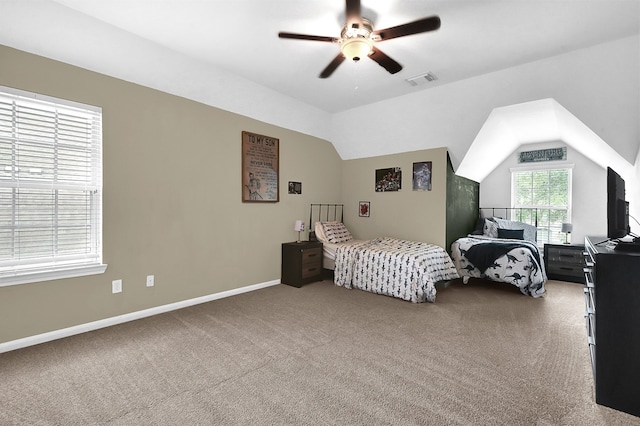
(607, 167, 630, 240)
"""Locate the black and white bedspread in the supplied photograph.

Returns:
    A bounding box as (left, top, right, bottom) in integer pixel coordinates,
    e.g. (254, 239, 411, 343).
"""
(450, 236, 546, 297)
(334, 237, 460, 303)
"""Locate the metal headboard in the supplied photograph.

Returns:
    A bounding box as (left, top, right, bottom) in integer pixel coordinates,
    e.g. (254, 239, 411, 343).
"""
(480, 207, 539, 227)
(309, 204, 344, 229)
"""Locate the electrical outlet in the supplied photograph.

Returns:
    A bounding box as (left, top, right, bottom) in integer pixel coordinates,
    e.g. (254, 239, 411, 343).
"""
(146, 275, 154, 287)
(112, 279, 122, 294)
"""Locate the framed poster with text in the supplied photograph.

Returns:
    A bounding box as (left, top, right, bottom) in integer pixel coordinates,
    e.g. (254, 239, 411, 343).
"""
(242, 131, 279, 202)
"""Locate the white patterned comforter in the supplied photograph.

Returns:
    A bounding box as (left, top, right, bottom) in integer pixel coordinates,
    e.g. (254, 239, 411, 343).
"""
(334, 237, 460, 303)
(450, 236, 546, 297)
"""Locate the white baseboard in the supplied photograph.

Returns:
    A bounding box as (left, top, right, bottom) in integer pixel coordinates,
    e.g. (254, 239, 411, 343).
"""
(0, 279, 280, 354)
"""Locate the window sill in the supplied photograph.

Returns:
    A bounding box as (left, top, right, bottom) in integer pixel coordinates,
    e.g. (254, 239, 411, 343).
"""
(0, 263, 108, 287)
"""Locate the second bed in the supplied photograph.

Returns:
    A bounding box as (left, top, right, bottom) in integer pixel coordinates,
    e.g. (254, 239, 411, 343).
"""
(450, 216, 547, 297)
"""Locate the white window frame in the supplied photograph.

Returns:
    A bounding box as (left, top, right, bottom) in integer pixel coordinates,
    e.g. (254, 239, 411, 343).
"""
(510, 163, 573, 246)
(0, 86, 107, 286)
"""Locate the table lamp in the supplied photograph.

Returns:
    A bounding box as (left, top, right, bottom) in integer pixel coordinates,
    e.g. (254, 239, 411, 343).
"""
(294, 220, 305, 243)
(561, 222, 573, 244)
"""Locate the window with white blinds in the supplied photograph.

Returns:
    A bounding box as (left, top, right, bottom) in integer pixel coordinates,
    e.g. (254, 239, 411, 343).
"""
(0, 87, 106, 286)
(511, 166, 572, 245)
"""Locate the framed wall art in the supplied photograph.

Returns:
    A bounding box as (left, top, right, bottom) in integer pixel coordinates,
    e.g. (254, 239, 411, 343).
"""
(412, 161, 432, 191)
(242, 131, 279, 202)
(288, 181, 302, 194)
(359, 201, 370, 217)
(375, 167, 402, 192)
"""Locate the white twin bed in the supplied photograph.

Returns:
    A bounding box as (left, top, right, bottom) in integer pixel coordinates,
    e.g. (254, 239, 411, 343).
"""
(313, 220, 460, 303)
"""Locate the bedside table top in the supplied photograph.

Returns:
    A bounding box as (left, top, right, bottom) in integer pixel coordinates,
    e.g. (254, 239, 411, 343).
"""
(544, 243, 584, 249)
(283, 241, 322, 247)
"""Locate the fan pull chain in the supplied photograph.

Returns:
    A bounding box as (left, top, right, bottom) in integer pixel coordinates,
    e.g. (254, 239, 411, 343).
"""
(352, 62, 361, 98)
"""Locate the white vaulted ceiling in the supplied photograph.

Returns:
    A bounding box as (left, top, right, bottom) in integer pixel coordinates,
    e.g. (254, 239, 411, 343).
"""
(36, 0, 640, 112)
(2, 0, 638, 113)
(456, 98, 635, 183)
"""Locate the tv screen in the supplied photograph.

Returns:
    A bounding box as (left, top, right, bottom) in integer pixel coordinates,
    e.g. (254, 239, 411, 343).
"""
(607, 167, 630, 239)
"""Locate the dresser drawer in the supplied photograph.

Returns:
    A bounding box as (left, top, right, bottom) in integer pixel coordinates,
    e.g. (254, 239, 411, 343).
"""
(301, 247, 321, 265)
(584, 286, 595, 342)
(301, 263, 321, 279)
(550, 246, 583, 258)
(588, 340, 596, 381)
(548, 262, 584, 277)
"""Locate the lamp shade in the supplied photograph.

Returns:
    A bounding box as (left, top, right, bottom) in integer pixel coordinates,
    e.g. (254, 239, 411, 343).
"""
(294, 220, 305, 232)
(341, 38, 372, 61)
(561, 223, 573, 233)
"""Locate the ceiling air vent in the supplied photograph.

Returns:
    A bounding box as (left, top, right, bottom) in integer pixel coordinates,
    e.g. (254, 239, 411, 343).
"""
(406, 71, 438, 87)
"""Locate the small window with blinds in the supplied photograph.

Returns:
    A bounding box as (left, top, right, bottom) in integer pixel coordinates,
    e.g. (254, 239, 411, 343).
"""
(0, 87, 106, 286)
(511, 166, 572, 245)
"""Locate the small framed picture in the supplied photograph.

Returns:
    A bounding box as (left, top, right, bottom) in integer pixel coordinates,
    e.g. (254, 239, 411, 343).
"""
(359, 201, 370, 217)
(288, 181, 302, 194)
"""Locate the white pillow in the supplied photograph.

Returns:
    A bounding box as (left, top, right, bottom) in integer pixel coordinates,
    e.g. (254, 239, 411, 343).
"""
(321, 221, 353, 243)
(314, 221, 328, 243)
(483, 218, 499, 238)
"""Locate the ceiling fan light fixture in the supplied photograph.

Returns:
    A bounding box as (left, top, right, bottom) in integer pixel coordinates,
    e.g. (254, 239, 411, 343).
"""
(278, 1, 441, 78)
(341, 37, 372, 62)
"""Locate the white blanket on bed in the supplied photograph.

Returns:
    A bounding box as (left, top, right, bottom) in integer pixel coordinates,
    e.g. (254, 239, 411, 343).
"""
(333, 237, 460, 303)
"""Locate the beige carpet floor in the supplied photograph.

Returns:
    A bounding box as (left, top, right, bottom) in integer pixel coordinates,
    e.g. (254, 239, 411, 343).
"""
(1, 278, 639, 425)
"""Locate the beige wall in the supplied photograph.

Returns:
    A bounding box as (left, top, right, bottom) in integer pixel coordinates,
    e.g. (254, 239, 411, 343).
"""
(341, 148, 449, 246)
(0, 46, 342, 343)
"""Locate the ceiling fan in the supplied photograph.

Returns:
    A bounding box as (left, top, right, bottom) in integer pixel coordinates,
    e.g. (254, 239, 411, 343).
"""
(278, 0, 441, 78)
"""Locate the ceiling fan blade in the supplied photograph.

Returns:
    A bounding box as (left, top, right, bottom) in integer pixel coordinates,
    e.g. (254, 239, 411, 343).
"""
(369, 46, 402, 74)
(372, 16, 441, 41)
(278, 32, 339, 43)
(319, 54, 346, 78)
(345, 0, 361, 21)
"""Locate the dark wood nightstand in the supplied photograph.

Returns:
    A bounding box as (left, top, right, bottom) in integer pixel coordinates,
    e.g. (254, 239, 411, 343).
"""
(281, 241, 323, 287)
(544, 243, 585, 283)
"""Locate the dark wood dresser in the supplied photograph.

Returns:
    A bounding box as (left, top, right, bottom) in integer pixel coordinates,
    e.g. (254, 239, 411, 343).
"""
(281, 241, 323, 287)
(583, 236, 640, 417)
